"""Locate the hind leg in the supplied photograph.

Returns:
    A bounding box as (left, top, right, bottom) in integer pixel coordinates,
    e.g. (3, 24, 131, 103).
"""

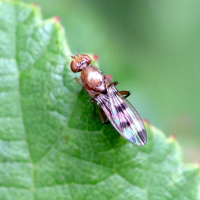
(100, 107, 110, 124)
(119, 91, 131, 98)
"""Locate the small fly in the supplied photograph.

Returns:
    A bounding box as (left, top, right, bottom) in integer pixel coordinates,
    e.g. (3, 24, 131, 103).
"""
(70, 53, 147, 145)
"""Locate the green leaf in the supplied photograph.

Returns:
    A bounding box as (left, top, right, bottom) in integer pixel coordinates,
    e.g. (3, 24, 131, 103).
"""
(0, 1, 199, 200)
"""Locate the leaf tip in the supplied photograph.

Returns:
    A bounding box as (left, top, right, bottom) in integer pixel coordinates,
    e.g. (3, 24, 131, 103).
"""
(169, 134, 177, 141)
(32, 3, 39, 7)
(106, 75, 113, 81)
(54, 15, 61, 23)
(143, 118, 151, 125)
(93, 54, 99, 61)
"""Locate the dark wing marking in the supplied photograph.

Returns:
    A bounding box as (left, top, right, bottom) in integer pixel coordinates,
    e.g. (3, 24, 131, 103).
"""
(95, 84, 147, 145)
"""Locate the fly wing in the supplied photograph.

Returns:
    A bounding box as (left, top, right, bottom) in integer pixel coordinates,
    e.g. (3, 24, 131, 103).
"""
(95, 84, 147, 146)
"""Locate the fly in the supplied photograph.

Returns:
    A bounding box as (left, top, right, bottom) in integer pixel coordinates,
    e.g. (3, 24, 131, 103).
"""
(70, 53, 147, 145)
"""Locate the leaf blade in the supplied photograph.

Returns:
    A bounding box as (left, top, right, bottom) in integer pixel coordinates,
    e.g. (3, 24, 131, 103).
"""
(0, 1, 199, 200)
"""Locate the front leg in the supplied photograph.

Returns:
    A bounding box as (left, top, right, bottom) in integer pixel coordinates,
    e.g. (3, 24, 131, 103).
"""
(75, 77, 84, 87)
(100, 107, 110, 124)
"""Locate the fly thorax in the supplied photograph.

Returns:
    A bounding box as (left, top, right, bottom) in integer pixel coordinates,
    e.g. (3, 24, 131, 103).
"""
(79, 63, 88, 69)
(81, 66, 106, 93)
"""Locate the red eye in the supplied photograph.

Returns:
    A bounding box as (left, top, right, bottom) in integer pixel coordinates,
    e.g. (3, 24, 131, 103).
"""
(70, 54, 92, 73)
(80, 54, 92, 65)
(70, 60, 82, 73)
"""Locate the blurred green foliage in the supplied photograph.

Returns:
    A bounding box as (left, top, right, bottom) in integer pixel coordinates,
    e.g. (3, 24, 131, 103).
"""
(23, 0, 200, 162)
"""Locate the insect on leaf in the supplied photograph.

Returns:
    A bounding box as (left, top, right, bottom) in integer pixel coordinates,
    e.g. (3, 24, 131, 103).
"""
(0, 1, 199, 200)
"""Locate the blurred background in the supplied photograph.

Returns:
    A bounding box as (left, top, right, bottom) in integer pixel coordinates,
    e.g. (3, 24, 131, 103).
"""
(23, 0, 200, 162)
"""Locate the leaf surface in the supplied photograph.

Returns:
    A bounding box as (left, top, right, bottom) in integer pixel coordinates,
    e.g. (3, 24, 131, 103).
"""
(0, 1, 199, 200)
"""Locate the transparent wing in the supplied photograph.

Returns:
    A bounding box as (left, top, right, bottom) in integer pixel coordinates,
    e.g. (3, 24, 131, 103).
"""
(95, 84, 147, 145)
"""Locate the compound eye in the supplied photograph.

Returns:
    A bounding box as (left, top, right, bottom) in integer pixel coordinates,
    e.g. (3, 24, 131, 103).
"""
(70, 54, 92, 73)
(81, 54, 92, 65)
(70, 60, 82, 73)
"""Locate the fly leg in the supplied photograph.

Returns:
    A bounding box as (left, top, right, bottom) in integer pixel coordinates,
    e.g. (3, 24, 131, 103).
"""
(119, 91, 131, 98)
(100, 107, 110, 124)
(113, 81, 118, 86)
(90, 98, 95, 104)
(91, 98, 110, 124)
(75, 77, 84, 86)
(90, 98, 96, 117)
(113, 81, 131, 98)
